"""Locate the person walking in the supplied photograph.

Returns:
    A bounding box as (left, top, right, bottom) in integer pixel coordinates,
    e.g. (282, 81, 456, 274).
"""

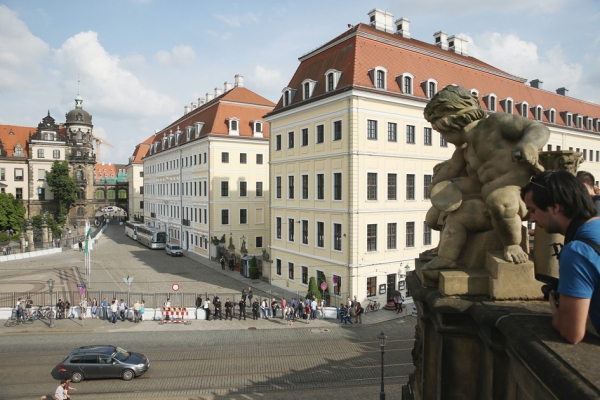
(195, 294, 203, 320)
(78, 240, 83, 252)
(203, 298, 211, 321)
(54, 380, 67, 400)
(164, 297, 171, 321)
(355, 302, 363, 324)
(101, 298, 108, 320)
(214, 297, 223, 320)
(281, 298, 287, 320)
(260, 299, 269, 319)
(285, 304, 293, 326)
(247, 287, 253, 304)
(220, 256, 225, 270)
(310, 297, 318, 321)
(79, 297, 88, 320)
(140, 300, 146, 322)
(297, 298, 304, 321)
(224, 298, 233, 320)
(238, 298, 246, 320)
(320, 297, 326, 319)
(133, 300, 141, 323)
(118, 299, 127, 321)
(110, 300, 118, 323)
(64, 378, 76, 399)
(252, 298, 260, 320)
(343, 306, 354, 325)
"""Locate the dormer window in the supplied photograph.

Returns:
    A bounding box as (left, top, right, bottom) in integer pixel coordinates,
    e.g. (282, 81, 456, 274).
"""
(425, 79, 438, 99)
(483, 93, 497, 112)
(369, 67, 387, 89)
(227, 117, 240, 136)
(14, 143, 22, 156)
(162, 138, 167, 149)
(324, 69, 342, 92)
(575, 114, 583, 129)
(470, 89, 479, 98)
(251, 120, 264, 138)
(186, 126, 194, 141)
(302, 79, 317, 100)
(532, 105, 543, 121)
(518, 102, 529, 118)
(561, 111, 573, 127)
(397, 73, 414, 95)
(545, 108, 556, 124)
(282, 87, 297, 106)
(194, 122, 205, 138)
(584, 117, 592, 130)
(595, 118, 600, 132)
(500, 97, 513, 114)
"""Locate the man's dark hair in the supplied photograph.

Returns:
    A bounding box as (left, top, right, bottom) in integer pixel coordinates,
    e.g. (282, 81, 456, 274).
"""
(576, 170, 595, 188)
(521, 170, 596, 219)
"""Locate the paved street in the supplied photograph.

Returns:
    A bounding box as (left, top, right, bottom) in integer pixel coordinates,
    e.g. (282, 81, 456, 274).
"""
(0, 223, 416, 399)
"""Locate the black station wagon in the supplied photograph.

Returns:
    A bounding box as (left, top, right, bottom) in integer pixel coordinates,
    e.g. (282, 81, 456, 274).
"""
(57, 345, 150, 382)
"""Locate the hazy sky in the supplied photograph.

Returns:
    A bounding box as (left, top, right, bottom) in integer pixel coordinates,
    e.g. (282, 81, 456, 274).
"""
(1, 0, 598, 164)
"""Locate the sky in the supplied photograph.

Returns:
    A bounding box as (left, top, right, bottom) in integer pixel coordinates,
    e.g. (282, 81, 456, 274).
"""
(0, 0, 599, 165)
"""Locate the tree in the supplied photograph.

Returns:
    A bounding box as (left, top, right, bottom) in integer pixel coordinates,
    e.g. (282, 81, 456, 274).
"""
(32, 213, 62, 238)
(249, 255, 259, 279)
(307, 277, 322, 302)
(0, 192, 25, 234)
(45, 160, 78, 225)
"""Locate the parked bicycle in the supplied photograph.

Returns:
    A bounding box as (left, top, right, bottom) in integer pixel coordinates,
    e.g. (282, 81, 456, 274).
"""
(363, 299, 380, 314)
(33, 307, 54, 320)
(4, 309, 33, 327)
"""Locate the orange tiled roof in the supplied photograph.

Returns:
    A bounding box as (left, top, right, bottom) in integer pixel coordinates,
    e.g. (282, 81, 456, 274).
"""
(0, 125, 34, 157)
(130, 133, 155, 164)
(270, 23, 600, 133)
(147, 86, 275, 156)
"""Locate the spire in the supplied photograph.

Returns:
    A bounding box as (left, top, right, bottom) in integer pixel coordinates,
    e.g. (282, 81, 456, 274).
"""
(75, 75, 83, 109)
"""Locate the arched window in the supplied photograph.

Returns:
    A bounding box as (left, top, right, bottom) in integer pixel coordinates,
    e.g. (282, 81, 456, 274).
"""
(376, 70, 385, 89)
(76, 170, 84, 181)
(77, 130, 82, 140)
(327, 73, 334, 91)
(107, 190, 116, 199)
(95, 190, 105, 199)
(118, 189, 127, 199)
(77, 207, 85, 217)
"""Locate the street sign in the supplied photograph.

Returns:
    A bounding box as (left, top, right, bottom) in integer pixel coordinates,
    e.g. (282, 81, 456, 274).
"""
(172, 283, 180, 292)
(123, 276, 134, 286)
(320, 282, 328, 291)
(76, 284, 86, 288)
(79, 287, 85, 296)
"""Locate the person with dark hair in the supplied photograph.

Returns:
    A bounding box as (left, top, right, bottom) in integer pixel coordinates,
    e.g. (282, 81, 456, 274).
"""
(521, 170, 600, 344)
(576, 170, 600, 215)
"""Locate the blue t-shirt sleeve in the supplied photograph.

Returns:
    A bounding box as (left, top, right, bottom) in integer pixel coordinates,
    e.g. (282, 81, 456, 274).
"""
(558, 246, 596, 299)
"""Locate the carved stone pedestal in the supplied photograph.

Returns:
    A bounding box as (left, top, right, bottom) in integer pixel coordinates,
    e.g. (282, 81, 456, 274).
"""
(402, 274, 600, 400)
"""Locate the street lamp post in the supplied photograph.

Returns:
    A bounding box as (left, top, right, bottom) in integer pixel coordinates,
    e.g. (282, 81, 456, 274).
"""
(47, 278, 55, 328)
(378, 330, 387, 400)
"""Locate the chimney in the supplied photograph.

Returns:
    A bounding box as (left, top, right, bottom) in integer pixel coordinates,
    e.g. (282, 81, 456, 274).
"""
(206, 92, 214, 102)
(556, 87, 568, 96)
(198, 98, 205, 106)
(448, 35, 468, 56)
(234, 74, 244, 87)
(395, 17, 410, 38)
(224, 81, 233, 92)
(368, 9, 394, 33)
(184, 105, 191, 115)
(191, 102, 197, 110)
(214, 87, 223, 97)
(433, 31, 448, 50)
(530, 79, 543, 89)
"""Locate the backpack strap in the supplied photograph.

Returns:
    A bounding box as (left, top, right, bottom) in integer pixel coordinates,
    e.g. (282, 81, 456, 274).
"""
(577, 238, 600, 256)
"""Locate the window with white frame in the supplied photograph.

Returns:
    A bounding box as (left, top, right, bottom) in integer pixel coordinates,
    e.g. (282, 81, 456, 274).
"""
(406, 174, 415, 200)
(288, 262, 294, 280)
(288, 131, 294, 148)
(367, 277, 377, 297)
(324, 69, 341, 92)
(406, 222, 415, 247)
(535, 106, 543, 121)
(316, 124, 324, 144)
(371, 67, 387, 89)
(221, 181, 229, 197)
(400, 73, 414, 94)
(222, 152, 229, 163)
(316, 173, 324, 200)
(288, 175, 294, 199)
(387, 223, 397, 249)
(424, 127, 432, 145)
(387, 173, 397, 200)
(227, 118, 239, 135)
(423, 222, 432, 245)
(221, 209, 229, 225)
(440, 134, 448, 147)
(256, 154, 263, 164)
(302, 79, 317, 100)
(302, 220, 309, 245)
(333, 223, 342, 251)
(276, 217, 282, 239)
(53, 150, 60, 159)
(256, 236, 263, 248)
(240, 153, 247, 164)
(547, 109, 556, 124)
(317, 222, 324, 248)
(275, 135, 282, 151)
(424, 175, 432, 199)
(302, 174, 309, 199)
(333, 172, 342, 201)
(500, 98, 513, 114)
(37, 149, 44, 158)
(367, 120, 378, 140)
(240, 209, 247, 224)
(289, 218, 295, 242)
(577, 115, 583, 129)
(276, 176, 282, 199)
(519, 102, 529, 118)
(367, 173, 377, 200)
(333, 120, 342, 141)
(301, 128, 309, 146)
(282, 87, 296, 106)
(276, 259, 282, 275)
(367, 224, 377, 251)
(426, 79, 438, 99)
(302, 266, 309, 284)
(388, 122, 397, 142)
(406, 125, 415, 144)
(239, 181, 247, 197)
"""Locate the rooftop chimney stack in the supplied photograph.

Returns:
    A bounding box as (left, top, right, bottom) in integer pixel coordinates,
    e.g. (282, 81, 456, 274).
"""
(368, 9, 394, 33)
(206, 93, 214, 102)
(395, 17, 410, 38)
(214, 87, 223, 97)
(224, 81, 233, 92)
(184, 105, 191, 115)
(198, 98, 205, 106)
(234, 74, 244, 87)
(191, 102, 197, 110)
(433, 31, 448, 50)
(556, 87, 569, 96)
(448, 35, 468, 56)
(530, 79, 543, 89)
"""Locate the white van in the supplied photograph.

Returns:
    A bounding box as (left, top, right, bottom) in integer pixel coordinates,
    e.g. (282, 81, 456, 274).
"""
(165, 243, 183, 257)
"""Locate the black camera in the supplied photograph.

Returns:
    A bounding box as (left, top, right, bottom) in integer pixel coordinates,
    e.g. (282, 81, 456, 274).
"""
(535, 273, 560, 307)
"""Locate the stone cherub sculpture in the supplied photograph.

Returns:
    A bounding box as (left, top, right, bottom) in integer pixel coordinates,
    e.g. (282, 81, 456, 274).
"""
(419, 85, 550, 281)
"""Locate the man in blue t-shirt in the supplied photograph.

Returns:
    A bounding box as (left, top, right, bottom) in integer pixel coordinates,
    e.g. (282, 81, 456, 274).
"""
(522, 170, 600, 344)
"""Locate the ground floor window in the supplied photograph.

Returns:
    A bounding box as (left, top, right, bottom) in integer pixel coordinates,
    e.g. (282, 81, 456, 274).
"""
(367, 277, 377, 297)
(276, 259, 281, 275)
(333, 274, 341, 295)
(301, 266, 308, 284)
(288, 262, 294, 280)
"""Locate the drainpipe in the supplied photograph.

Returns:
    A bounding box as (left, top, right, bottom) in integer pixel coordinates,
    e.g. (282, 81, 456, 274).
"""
(207, 140, 211, 259)
(347, 95, 354, 299)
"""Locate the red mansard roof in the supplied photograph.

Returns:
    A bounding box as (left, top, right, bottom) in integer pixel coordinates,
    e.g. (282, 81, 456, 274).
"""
(0, 125, 34, 157)
(146, 86, 275, 157)
(130, 134, 155, 164)
(270, 23, 600, 133)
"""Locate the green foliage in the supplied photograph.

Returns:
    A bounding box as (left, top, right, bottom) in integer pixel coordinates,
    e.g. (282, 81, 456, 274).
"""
(31, 213, 62, 237)
(0, 192, 25, 233)
(45, 161, 78, 224)
(249, 256, 258, 275)
(307, 277, 322, 302)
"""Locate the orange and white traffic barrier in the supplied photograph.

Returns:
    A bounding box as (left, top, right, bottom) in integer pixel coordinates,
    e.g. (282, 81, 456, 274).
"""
(160, 307, 190, 324)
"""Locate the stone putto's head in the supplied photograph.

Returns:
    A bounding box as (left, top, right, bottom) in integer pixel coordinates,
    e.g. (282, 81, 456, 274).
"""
(424, 85, 485, 132)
